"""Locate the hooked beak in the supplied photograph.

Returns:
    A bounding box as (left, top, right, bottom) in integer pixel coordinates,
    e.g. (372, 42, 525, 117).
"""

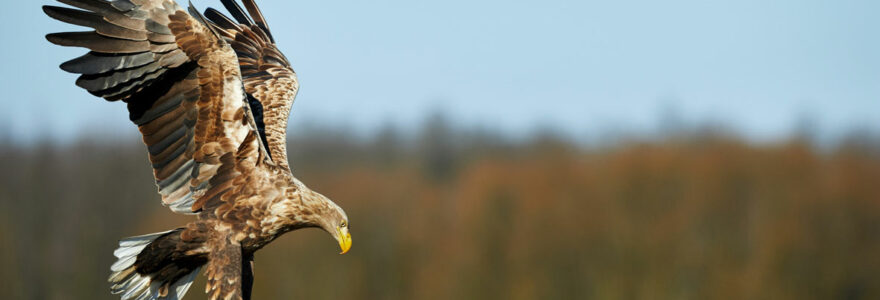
(336, 226, 352, 254)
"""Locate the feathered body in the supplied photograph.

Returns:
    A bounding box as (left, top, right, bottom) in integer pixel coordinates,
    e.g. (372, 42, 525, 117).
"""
(44, 1, 351, 299)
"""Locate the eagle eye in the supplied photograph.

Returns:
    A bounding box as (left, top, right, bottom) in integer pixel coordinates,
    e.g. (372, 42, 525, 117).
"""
(340, 221, 347, 228)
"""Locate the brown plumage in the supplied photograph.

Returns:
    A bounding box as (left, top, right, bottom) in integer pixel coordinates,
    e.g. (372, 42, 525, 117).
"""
(44, 1, 352, 299)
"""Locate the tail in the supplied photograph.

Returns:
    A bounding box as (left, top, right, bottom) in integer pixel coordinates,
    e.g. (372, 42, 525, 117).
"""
(109, 229, 207, 300)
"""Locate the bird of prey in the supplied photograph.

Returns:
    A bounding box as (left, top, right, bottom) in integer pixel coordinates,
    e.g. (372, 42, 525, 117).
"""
(43, 0, 352, 299)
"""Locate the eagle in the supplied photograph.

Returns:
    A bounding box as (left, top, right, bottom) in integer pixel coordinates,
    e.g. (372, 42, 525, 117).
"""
(43, 0, 352, 299)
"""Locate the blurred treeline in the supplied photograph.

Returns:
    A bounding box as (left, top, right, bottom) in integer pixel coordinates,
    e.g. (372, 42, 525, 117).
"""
(1, 117, 879, 300)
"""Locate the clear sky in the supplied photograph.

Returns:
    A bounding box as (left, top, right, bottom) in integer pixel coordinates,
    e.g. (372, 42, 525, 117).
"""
(4, 0, 879, 143)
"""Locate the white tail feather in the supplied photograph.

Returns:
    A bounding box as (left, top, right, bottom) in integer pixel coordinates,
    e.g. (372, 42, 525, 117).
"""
(168, 266, 201, 300)
(109, 230, 201, 300)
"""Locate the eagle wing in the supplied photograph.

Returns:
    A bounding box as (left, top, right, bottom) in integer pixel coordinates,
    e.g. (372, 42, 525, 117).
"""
(203, 0, 300, 171)
(45, 0, 276, 216)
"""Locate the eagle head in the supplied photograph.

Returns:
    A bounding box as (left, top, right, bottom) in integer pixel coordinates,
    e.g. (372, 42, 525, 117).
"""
(272, 183, 352, 254)
(315, 193, 352, 255)
(292, 189, 351, 255)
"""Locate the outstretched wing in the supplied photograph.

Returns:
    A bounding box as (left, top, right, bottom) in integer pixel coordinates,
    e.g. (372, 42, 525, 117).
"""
(203, 0, 300, 171)
(45, 0, 275, 216)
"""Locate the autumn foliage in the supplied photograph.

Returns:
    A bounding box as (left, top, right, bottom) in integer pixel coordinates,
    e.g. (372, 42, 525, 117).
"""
(0, 122, 878, 299)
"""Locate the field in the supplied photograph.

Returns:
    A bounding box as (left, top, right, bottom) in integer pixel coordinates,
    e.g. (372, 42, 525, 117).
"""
(1, 122, 878, 299)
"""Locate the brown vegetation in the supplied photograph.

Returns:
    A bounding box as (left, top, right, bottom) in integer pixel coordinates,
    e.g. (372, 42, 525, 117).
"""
(1, 123, 878, 299)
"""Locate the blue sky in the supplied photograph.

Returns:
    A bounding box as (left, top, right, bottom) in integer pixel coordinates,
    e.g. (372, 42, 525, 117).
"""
(3, 0, 879, 143)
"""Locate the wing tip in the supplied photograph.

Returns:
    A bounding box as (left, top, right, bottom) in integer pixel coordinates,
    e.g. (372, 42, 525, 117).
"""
(44, 32, 66, 45)
(41, 5, 56, 16)
(219, 0, 254, 26)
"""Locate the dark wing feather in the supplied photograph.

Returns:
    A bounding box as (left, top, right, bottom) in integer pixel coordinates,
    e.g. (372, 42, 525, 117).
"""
(239, 0, 274, 42)
(60, 51, 155, 74)
(46, 31, 150, 53)
(204, 0, 299, 171)
(45, 0, 275, 217)
(219, 0, 253, 26)
(44, 6, 148, 40)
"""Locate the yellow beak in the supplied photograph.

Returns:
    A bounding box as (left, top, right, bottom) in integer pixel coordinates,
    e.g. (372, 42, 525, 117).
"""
(337, 227, 352, 254)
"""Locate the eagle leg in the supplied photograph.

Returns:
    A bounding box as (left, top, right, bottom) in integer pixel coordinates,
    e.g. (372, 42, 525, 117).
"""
(205, 234, 246, 300)
(242, 253, 254, 300)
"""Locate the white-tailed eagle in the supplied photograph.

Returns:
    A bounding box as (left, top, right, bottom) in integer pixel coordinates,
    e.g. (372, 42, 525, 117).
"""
(43, 1, 352, 299)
